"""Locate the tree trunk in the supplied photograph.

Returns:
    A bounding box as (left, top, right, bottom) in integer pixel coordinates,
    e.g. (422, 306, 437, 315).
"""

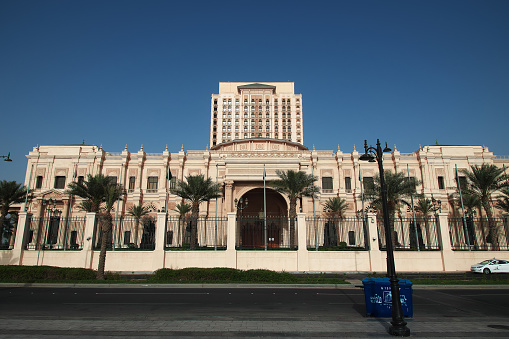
(289, 197, 297, 250)
(190, 203, 199, 250)
(133, 219, 140, 248)
(482, 198, 498, 250)
(96, 212, 112, 280)
(424, 218, 431, 250)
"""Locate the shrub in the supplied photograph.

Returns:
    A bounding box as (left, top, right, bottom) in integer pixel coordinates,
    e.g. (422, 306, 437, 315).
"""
(150, 268, 299, 283)
(0, 265, 96, 282)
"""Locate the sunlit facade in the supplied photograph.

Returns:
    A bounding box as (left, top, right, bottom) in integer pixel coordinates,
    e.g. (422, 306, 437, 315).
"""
(2, 82, 509, 273)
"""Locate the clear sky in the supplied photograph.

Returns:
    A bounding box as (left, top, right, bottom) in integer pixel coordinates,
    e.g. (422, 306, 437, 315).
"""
(1, 0, 508, 184)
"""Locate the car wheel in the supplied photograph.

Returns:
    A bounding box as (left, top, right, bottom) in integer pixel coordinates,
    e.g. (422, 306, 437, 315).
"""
(483, 268, 491, 275)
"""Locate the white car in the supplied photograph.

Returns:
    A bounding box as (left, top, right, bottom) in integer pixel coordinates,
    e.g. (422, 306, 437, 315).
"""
(471, 259, 509, 274)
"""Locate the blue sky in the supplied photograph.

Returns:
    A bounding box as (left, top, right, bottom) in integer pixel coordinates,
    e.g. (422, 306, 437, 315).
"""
(1, 0, 508, 184)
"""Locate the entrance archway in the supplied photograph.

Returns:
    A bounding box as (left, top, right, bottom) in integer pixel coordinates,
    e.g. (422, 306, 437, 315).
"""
(236, 188, 288, 248)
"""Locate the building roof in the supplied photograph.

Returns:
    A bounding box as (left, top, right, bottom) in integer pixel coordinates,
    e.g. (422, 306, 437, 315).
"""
(237, 83, 276, 89)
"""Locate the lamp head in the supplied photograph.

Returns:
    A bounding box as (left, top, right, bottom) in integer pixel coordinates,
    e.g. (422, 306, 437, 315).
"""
(383, 142, 392, 153)
(359, 153, 375, 162)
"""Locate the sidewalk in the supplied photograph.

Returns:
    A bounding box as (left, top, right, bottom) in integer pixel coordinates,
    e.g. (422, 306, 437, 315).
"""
(0, 317, 508, 338)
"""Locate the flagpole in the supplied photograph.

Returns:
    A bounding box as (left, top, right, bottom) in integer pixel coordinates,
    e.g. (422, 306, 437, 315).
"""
(456, 164, 471, 251)
(312, 164, 317, 251)
(64, 163, 77, 252)
(360, 164, 367, 247)
(264, 164, 267, 251)
(113, 163, 124, 251)
(408, 164, 419, 251)
(165, 164, 171, 251)
(23, 163, 34, 212)
(215, 163, 218, 251)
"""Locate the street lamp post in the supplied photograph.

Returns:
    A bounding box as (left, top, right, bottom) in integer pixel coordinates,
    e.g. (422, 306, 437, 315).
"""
(234, 197, 248, 249)
(0, 153, 12, 162)
(360, 139, 410, 337)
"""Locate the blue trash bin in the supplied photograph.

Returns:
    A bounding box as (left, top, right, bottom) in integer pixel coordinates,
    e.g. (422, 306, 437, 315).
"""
(362, 277, 413, 317)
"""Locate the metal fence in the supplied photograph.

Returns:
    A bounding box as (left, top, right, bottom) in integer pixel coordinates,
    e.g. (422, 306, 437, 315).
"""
(166, 216, 227, 249)
(1, 214, 18, 250)
(236, 216, 294, 250)
(448, 217, 509, 250)
(94, 216, 157, 250)
(25, 216, 87, 250)
(306, 217, 368, 250)
(377, 217, 440, 250)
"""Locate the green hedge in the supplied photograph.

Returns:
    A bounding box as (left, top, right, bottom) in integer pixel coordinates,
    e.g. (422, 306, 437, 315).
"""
(0, 265, 96, 282)
(150, 268, 300, 283)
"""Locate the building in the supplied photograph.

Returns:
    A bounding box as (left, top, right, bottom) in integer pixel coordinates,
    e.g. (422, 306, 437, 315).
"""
(211, 82, 303, 146)
(2, 82, 509, 273)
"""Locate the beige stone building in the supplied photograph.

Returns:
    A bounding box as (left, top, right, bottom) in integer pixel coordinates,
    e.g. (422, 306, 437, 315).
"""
(2, 82, 509, 273)
(211, 82, 303, 146)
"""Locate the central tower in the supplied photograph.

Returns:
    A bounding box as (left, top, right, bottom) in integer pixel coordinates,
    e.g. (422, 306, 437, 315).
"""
(210, 82, 303, 147)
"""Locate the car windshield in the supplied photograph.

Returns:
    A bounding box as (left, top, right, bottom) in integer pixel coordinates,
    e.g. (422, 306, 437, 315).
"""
(479, 260, 493, 265)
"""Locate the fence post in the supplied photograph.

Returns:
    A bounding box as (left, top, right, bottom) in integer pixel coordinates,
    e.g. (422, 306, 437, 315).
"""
(297, 213, 309, 272)
(437, 211, 454, 271)
(13, 212, 31, 265)
(151, 212, 167, 270)
(505, 214, 509, 248)
(367, 212, 384, 272)
(226, 212, 237, 269)
(82, 212, 97, 269)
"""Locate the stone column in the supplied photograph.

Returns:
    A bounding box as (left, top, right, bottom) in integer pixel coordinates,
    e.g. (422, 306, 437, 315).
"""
(152, 212, 167, 270)
(367, 212, 384, 272)
(225, 212, 237, 269)
(82, 212, 97, 269)
(13, 212, 31, 265)
(297, 213, 309, 272)
(437, 211, 454, 271)
(224, 181, 234, 213)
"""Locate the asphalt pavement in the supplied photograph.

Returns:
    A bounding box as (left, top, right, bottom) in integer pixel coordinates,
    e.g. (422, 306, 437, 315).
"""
(1, 284, 509, 338)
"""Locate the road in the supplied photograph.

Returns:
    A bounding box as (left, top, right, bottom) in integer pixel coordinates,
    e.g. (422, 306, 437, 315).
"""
(1, 285, 509, 338)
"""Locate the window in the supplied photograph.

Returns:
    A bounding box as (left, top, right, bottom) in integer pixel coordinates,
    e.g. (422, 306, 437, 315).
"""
(78, 176, 84, 185)
(458, 176, 467, 190)
(147, 177, 158, 192)
(129, 176, 135, 191)
(36, 176, 43, 189)
(322, 177, 332, 192)
(363, 177, 374, 190)
(345, 177, 351, 192)
(348, 231, 355, 246)
(437, 176, 445, 189)
(107, 176, 117, 185)
(54, 176, 66, 189)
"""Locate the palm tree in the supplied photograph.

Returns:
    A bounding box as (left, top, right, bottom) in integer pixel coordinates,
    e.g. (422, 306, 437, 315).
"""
(322, 197, 348, 247)
(174, 202, 191, 246)
(270, 170, 319, 249)
(170, 175, 221, 250)
(96, 183, 124, 279)
(127, 204, 150, 247)
(66, 174, 111, 213)
(456, 193, 482, 218)
(414, 197, 436, 249)
(460, 164, 509, 249)
(0, 180, 30, 239)
(363, 171, 419, 248)
(496, 191, 509, 214)
(323, 197, 348, 219)
(66, 174, 124, 279)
